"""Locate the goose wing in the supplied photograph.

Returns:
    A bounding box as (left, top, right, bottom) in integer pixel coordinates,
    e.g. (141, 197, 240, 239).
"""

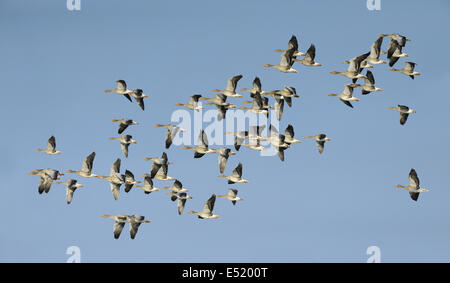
(365, 70, 375, 86)
(178, 193, 187, 215)
(46, 136, 56, 152)
(304, 44, 316, 63)
(274, 95, 284, 121)
(202, 194, 216, 215)
(285, 124, 295, 140)
(226, 75, 243, 92)
(113, 220, 126, 239)
(408, 169, 420, 189)
(198, 130, 209, 149)
(110, 158, 121, 176)
(110, 181, 121, 200)
(370, 37, 383, 59)
(404, 62, 416, 73)
(253, 77, 262, 92)
(232, 163, 243, 178)
(81, 152, 95, 174)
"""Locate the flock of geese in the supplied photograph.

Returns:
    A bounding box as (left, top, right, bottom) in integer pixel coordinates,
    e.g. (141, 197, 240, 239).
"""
(29, 33, 428, 240)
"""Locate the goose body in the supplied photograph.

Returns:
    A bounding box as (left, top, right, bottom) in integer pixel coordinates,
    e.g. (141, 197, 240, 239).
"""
(304, 134, 331, 154)
(35, 136, 61, 155)
(187, 194, 219, 219)
(111, 119, 138, 134)
(387, 105, 416, 125)
(328, 84, 360, 108)
(134, 176, 160, 194)
(350, 70, 383, 95)
(396, 168, 428, 201)
(390, 62, 420, 79)
(66, 152, 98, 178)
(108, 134, 137, 158)
(28, 168, 63, 194)
(212, 75, 243, 97)
(101, 214, 129, 239)
(104, 80, 133, 102)
(264, 47, 298, 73)
(330, 52, 369, 80)
(53, 178, 84, 204)
(181, 130, 217, 158)
(176, 94, 204, 111)
(218, 162, 248, 184)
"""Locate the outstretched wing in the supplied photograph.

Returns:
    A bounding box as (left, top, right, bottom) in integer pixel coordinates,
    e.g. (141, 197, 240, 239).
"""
(226, 75, 243, 92)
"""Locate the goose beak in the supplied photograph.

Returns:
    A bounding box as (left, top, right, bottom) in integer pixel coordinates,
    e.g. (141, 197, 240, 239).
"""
(131, 140, 137, 144)
(76, 184, 84, 188)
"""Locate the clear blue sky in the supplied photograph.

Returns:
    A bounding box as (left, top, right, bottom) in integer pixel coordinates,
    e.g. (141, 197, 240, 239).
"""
(1, 0, 450, 262)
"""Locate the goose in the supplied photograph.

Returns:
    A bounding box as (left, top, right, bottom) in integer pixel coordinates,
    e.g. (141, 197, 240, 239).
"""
(35, 136, 61, 155)
(242, 95, 273, 116)
(134, 176, 160, 194)
(264, 47, 298, 73)
(218, 147, 236, 174)
(127, 215, 151, 240)
(181, 130, 217, 158)
(216, 104, 235, 121)
(176, 94, 204, 111)
(168, 192, 192, 215)
(161, 179, 189, 193)
(108, 134, 137, 158)
(350, 70, 383, 95)
(330, 52, 370, 80)
(284, 124, 301, 144)
(390, 62, 420, 79)
(143, 152, 173, 179)
(396, 168, 428, 201)
(154, 124, 186, 149)
(217, 189, 243, 205)
(242, 138, 267, 151)
(66, 152, 98, 178)
(387, 39, 408, 67)
(212, 75, 243, 98)
(124, 170, 140, 193)
(273, 94, 284, 121)
(218, 162, 248, 184)
(100, 214, 129, 239)
(53, 179, 84, 204)
(263, 86, 298, 107)
(240, 77, 267, 95)
(199, 94, 237, 108)
(304, 134, 331, 154)
(187, 194, 219, 219)
(239, 92, 268, 116)
(274, 35, 306, 57)
(379, 33, 410, 47)
(366, 37, 386, 65)
(328, 84, 360, 108)
(28, 168, 63, 194)
(387, 105, 416, 125)
(294, 44, 322, 66)
(262, 125, 290, 161)
(104, 80, 133, 102)
(96, 158, 129, 200)
(225, 125, 266, 151)
(142, 163, 175, 181)
(111, 119, 138, 134)
(129, 89, 148, 110)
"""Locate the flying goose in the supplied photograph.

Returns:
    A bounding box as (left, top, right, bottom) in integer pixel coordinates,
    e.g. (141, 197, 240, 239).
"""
(187, 194, 219, 219)
(100, 214, 129, 239)
(328, 84, 360, 108)
(242, 138, 267, 151)
(218, 147, 236, 174)
(261, 125, 291, 161)
(294, 44, 322, 66)
(66, 152, 98, 178)
(142, 163, 175, 181)
(181, 130, 217, 158)
(350, 70, 383, 95)
(396, 168, 428, 201)
(330, 52, 370, 80)
(168, 192, 192, 215)
(284, 124, 301, 144)
(28, 168, 63, 194)
(239, 92, 268, 116)
(304, 134, 331, 154)
(124, 170, 140, 193)
(212, 75, 243, 98)
(379, 33, 410, 47)
(143, 152, 173, 179)
(161, 179, 189, 193)
(129, 89, 148, 110)
(53, 179, 84, 204)
(108, 134, 137, 158)
(273, 94, 285, 121)
(274, 35, 306, 57)
(134, 176, 160, 194)
(225, 125, 266, 151)
(35, 136, 61, 155)
(263, 86, 298, 107)
(199, 93, 237, 108)
(127, 215, 151, 240)
(176, 94, 204, 111)
(154, 124, 186, 149)
(387, 105, 416, 125)
(240, 77, 267, 95)
(387, 40, 408, 67)
(96, 158, 129, 200)
(264, 47, 298, 73)
(217, 189, 243, 205)
(104, 80, 133, 102)
(389, 62, 420, 79)
(218, 162, 248, 184)
(111, 119, 139, 134)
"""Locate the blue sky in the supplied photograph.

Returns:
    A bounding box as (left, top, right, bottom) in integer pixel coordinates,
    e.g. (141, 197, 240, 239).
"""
(1, 0, 450, 262)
